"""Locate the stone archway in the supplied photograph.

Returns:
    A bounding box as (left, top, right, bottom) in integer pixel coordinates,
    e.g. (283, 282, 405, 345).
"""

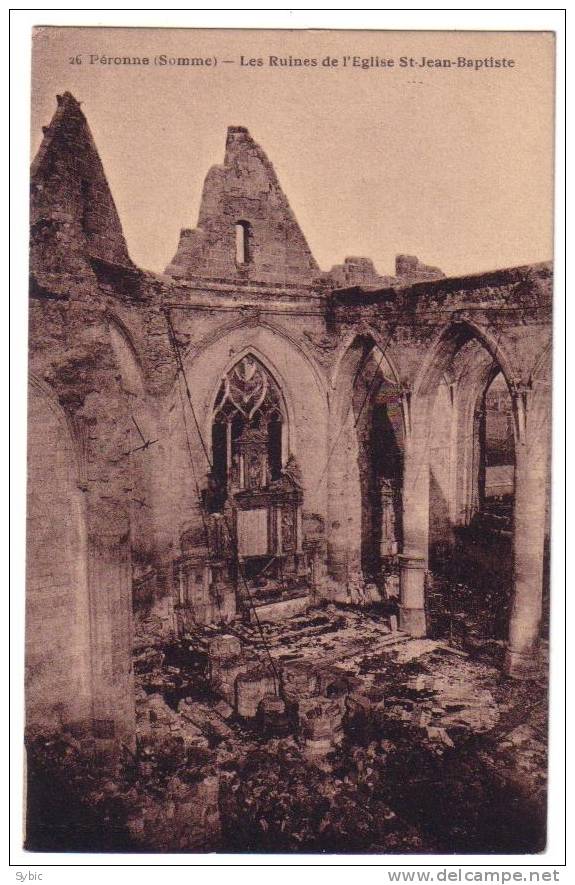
(399, 321, 520, 641)
(399, 319, 549, 676)
(328, 333, 404, 594)
(26, 378, 92, 732)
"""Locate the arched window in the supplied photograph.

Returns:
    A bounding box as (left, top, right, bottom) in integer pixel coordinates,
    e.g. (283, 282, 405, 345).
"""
(235, 221, 252, 265)
(209, 355, 285, 510)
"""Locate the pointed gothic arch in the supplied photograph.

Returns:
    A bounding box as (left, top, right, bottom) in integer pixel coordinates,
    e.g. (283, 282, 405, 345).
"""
(326, 331, 406, 587)
(331, 328, 402, 395)
(205, 346, 295, 464)
(182, 316, 327, 403)
(413, 319, 519, 400)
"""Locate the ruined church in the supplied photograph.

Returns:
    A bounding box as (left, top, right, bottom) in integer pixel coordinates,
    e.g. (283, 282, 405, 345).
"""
(27, 92, 552, 754)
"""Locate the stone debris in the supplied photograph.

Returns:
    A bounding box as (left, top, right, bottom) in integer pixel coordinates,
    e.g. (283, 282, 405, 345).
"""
(98, 603, 544, 851)
(178, 698, 234, 741)
(24, 598, 548, 853)
(297, 695, 346, 759)
(209, 656, 248, 707)
(257, 695, 290, 737)
(214, 699, 234, 720)
(126, 771, 221, 851)
(235, 665, 277, 718)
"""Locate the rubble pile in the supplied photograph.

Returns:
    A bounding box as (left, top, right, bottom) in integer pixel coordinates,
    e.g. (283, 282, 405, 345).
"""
(24, 727, 222, 852)
(125, 768, 221, 851)
(26, 604, 544, 852)
(218, 739, 434, 853)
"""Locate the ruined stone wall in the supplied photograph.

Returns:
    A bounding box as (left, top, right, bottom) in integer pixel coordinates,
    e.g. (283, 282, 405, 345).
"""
(27, 94, 146, 744)
(166, 126, 319, 285)
(31, 92, 133, 289)
(26, 381, 92, 731)
(26, 294, 140, 743)
(27, 93, 554, 742)
(153, 313, 330, 563)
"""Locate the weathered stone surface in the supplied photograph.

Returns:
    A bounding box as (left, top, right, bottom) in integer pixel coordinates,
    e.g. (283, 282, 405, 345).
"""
(31, 92, 134, 287)
(26, 92, 552, 783)
(166, 126, 319, 285)
(235, 665, 277, 718)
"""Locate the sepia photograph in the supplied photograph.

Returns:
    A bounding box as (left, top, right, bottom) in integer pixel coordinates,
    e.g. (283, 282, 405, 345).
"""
(22, 24, 556, 857)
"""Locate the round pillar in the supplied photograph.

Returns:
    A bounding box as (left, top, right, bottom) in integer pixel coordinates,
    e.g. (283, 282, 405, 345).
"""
(505, 425, 549, 678)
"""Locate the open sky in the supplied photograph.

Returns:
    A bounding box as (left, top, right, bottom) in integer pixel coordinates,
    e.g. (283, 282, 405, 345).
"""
(31, 28, 555, 277)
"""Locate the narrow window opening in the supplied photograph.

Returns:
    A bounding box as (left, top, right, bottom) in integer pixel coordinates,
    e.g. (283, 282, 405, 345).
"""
(235, 221, 251, 265)
(268, 413, 283, 480)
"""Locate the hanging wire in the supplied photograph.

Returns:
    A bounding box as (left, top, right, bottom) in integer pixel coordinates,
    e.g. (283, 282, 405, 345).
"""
(164, 309, 281, 691)
(175, 373, 223, 622)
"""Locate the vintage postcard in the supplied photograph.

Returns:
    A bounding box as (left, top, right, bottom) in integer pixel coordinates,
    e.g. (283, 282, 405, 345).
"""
(24, 25, 555, 855)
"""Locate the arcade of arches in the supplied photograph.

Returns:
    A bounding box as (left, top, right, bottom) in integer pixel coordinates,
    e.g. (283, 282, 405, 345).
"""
(26, 93, 552, 748)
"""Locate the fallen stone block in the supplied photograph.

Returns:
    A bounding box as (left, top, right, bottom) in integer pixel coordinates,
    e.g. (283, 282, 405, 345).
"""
(214, 699, 234, 720)
(412, 708, 432, 728)
(301, 735, 334, 762)
(208, 634, 242, 660)
(179, 719, 210, 750)
(345, 692, 373, 717)
(235, 665, 277, 718)
(318, 666, 359, 698)
(298, 695, 345, 742)
(210, 656, 248, 707)
(426, 725, 455, 747)
(280, 661, 321, 703)
(257, 694, 290, 737)
(178, 699, 234, 740)
(348, 685, 386, 714)
(368, 583, 384, 603)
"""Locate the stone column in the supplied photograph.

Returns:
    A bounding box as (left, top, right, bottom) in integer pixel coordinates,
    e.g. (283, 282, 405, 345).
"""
(87, 505, 136, 750)
(399, 397, 430, 636)
(326, 408, 362, 586)
(505, 409, 549, 677)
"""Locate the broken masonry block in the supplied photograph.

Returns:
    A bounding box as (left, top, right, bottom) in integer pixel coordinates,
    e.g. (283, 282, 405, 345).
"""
(235, 665, 277, 718)
(425, 725, 455, 748)
(280, 660, 321, 704)
(317, 665, 360, 700)
(214, 699, 234, 719)
(178, 699, 233, 740)
(209, 656, 248, 707)
(364, 583, 382, 604)
(345, 685, 386, 729)
(412, 708, 432, 728)
(208, 633, 242, 660)
(207, 635, 249, 706)
(345, 692, 373, 717)
(301, 735, 334, 762)
(257, 694, 290, 737)
(297, 695, 346, 742)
